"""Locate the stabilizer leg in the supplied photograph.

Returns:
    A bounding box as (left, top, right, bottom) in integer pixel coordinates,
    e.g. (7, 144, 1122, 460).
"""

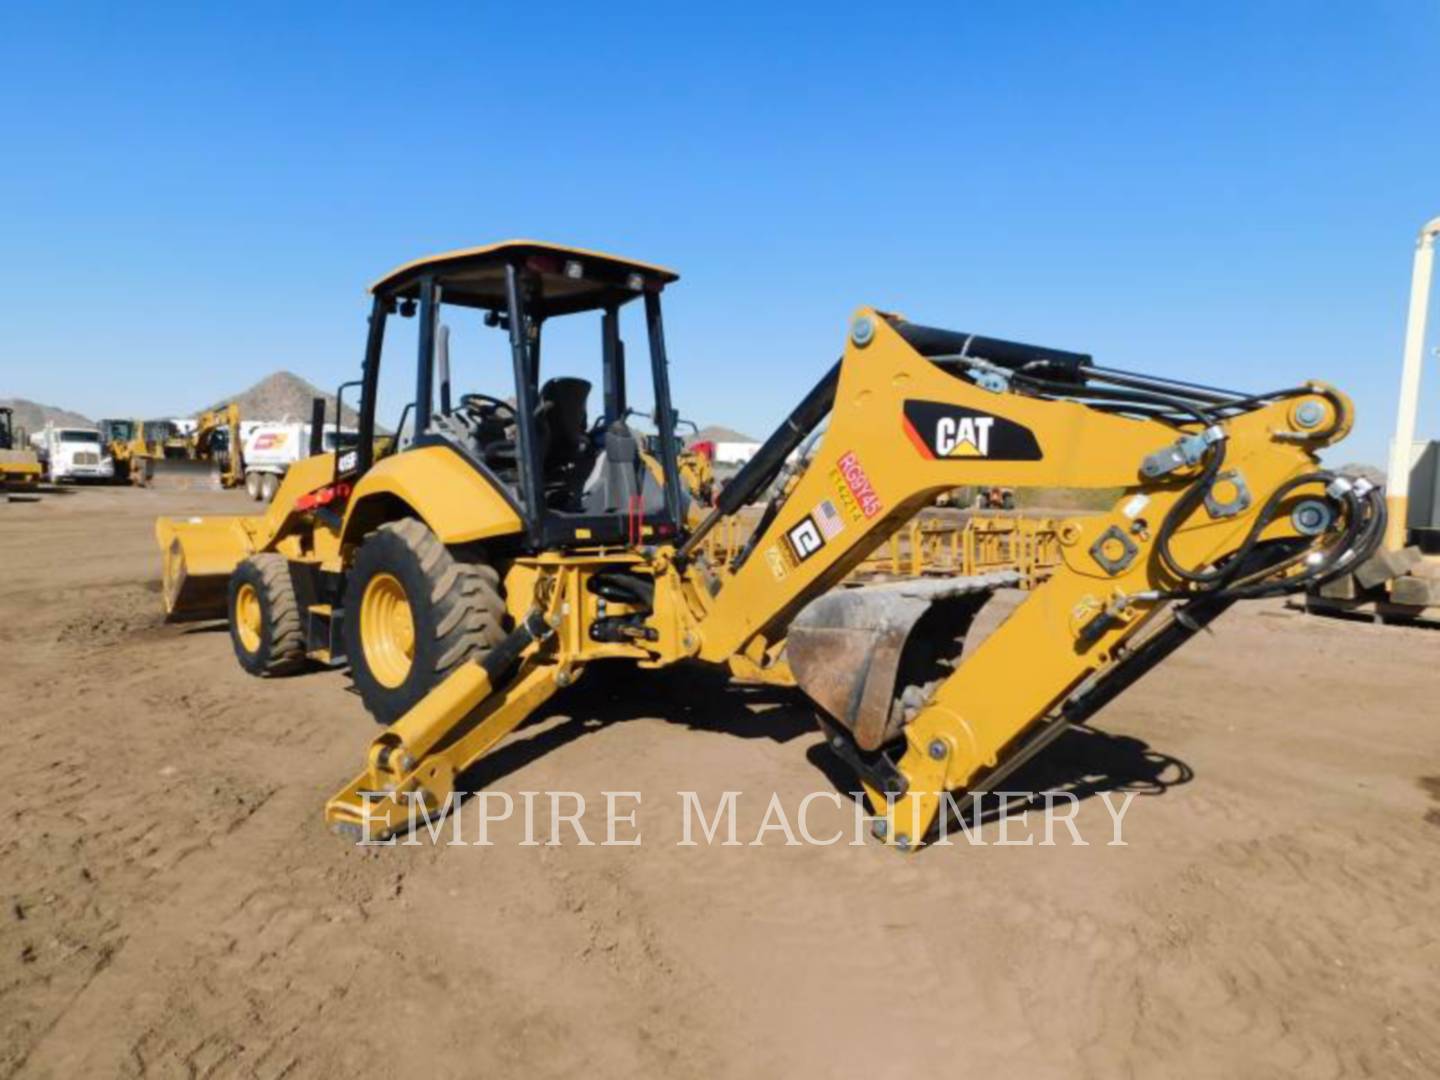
(326, 656, 565, 841)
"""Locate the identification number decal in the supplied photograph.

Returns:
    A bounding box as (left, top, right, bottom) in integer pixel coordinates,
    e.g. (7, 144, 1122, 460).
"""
(338, 450, 358, 473)
(901, 401, 1042, 461)
(829, 450, 883, 522)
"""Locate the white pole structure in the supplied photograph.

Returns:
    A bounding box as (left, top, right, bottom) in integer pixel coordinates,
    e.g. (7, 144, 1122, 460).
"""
(1384, 216, 1440, 550)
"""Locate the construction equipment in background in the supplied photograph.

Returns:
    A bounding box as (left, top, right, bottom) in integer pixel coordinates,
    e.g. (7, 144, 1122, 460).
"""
(149, 403, 244, 491)
(693, 506, 1064, 589)
(677, 438, 717, 511)
(152, 418, 192, 460)
(639, 425, 716, 525)
(98, 418, 176, 485)
(973, 485, 1016, 510)
(99, 419, 142, 483)
(156, 241, 1382, 847)
(0, 406, 42, 494)
(1303, 215, 1440, 625)
(861, 511, 1062, 587)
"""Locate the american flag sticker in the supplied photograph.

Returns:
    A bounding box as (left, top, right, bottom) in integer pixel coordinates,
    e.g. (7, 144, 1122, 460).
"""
(815, 498, 844, 540)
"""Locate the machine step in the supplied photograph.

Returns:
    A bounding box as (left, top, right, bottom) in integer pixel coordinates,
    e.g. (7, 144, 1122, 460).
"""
(306, 604, 346, 666)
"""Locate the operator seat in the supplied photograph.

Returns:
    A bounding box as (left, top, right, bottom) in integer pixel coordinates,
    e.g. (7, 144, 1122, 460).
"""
(539, 378, 592, 471)
(584, 421, 641, 514)
(581, 420, 673, 517)
(538, 377, 596, 509)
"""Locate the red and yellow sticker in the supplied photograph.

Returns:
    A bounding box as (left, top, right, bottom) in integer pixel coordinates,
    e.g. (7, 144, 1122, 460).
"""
(829, 450, 883, 522)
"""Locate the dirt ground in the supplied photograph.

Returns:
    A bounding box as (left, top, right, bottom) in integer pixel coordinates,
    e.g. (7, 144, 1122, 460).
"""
(2, 484, 1438, 1079)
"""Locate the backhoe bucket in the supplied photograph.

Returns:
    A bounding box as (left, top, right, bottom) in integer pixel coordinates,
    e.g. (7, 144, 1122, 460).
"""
(149, 458, 223, 491)
(786, 572, 1020, 751)
(156, 515, 256, 620)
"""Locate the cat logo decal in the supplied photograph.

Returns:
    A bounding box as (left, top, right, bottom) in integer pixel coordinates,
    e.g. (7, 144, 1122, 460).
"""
(902, 401, 1042, 462)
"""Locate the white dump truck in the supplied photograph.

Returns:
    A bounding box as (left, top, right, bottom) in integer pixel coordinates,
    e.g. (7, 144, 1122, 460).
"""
(242, 421, 359, 501)
(32, 425, 114, 483)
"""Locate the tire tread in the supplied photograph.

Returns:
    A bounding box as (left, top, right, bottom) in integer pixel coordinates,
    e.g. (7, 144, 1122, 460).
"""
(349, 519, 506, 722)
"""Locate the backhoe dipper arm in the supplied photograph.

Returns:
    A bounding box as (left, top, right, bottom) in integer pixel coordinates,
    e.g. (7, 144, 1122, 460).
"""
(683, 309, 1380, 845)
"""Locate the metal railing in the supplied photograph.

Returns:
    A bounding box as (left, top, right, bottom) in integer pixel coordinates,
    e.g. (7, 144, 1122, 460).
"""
(699, 510, 1066, 589)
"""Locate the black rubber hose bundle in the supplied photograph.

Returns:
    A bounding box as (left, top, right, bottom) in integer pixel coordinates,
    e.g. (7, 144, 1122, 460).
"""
(1004, 365, 1378, 602)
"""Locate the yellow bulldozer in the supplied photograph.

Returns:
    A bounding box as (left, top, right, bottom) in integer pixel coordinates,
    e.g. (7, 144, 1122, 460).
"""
(99, 418, 176, 485)
(156, 241, 1384, 847)
(149, 404, 245, 490)
(99, 419, 144, 483)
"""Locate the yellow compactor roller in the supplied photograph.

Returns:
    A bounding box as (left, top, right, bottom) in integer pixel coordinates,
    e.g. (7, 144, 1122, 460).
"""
(0, 407, 42, 493)
(157, 241, 1384, 847)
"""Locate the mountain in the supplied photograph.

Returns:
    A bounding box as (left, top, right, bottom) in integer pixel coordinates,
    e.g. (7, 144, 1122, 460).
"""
(202, 371, 363, 426)
(0, 397, 94, 434)
(688, 424, 757, 444)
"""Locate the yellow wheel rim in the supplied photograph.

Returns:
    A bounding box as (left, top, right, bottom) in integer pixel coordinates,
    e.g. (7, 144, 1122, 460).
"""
(235, 582, 263, 653)
(361, 572, 415, 688)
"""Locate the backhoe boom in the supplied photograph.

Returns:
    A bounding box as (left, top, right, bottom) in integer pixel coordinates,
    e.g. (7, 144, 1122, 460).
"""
(325, 306, 1381, 847)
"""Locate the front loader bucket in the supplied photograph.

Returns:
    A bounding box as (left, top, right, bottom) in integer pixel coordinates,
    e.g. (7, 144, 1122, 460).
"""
(786, 572, 1020, 751)
(149, 458, 223, 491)
(156, 515, 256, 620)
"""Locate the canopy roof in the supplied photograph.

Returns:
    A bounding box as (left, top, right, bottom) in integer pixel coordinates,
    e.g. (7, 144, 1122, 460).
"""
(369, 240, 679, 316)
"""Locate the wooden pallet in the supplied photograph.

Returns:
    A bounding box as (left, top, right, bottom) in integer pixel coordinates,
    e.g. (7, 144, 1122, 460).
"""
(1290, 593, 1440, 628)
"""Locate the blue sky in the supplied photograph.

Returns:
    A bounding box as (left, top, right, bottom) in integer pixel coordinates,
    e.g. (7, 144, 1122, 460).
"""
(1, 2, 1436, 467)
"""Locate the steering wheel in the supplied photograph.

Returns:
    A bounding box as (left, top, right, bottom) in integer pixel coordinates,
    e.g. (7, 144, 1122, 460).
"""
(458, 393, 516, 423)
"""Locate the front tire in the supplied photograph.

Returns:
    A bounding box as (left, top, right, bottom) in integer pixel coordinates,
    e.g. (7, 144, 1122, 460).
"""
(342, 519, 507, 726)
(228, 554, 306, 676)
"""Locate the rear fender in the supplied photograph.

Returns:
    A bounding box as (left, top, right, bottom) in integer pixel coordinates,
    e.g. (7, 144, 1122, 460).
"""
(340, 445, 524, 547)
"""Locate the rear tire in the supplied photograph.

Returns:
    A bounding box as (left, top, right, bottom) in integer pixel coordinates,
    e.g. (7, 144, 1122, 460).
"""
(228, 554, 307, 676)
(342, 519, 507, 726)
(245, 471, 262, 500)
(260, 473, 279, 502)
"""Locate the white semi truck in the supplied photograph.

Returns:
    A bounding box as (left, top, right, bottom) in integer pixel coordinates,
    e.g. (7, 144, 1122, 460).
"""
(32, 425, 114, 483)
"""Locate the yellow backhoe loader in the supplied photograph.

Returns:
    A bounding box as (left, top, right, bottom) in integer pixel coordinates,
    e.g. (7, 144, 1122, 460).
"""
(0, 406, 42, 493)
(150, 404, 244, 490)
(156, 241, 1383, 848)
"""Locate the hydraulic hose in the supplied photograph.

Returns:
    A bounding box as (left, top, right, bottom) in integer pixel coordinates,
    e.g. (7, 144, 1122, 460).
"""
(963, 355, 1371, 604)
